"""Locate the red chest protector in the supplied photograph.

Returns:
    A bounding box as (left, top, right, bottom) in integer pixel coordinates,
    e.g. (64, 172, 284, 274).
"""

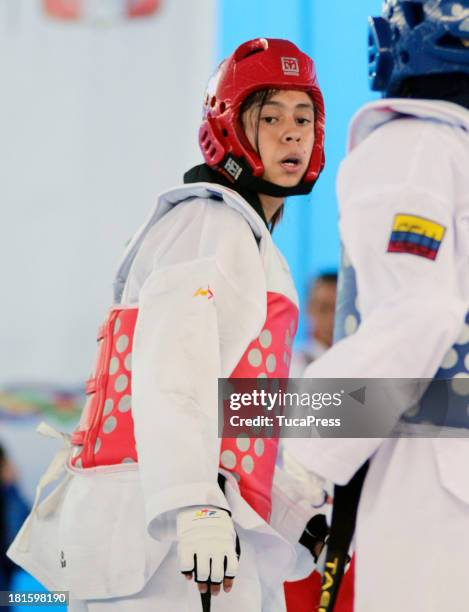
(69, 292, 298, 522)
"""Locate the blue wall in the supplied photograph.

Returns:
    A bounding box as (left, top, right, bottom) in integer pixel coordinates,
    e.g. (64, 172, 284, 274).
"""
(218, 0, 381, 341)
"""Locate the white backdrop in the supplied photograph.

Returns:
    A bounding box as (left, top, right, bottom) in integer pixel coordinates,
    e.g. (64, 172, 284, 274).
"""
(0, 0, 216, 501)
(0, 0, 216, 386)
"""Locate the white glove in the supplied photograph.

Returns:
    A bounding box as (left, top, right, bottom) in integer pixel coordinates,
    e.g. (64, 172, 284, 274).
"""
(176, 506, 239, 584)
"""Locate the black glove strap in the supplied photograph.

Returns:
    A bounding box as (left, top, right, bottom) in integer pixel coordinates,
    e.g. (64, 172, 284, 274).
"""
(299, 513, 329, 562)
(200, 590, 211, 612)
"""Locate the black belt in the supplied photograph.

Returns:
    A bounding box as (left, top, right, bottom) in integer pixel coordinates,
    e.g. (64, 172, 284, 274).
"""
(319, 461, 369, 611)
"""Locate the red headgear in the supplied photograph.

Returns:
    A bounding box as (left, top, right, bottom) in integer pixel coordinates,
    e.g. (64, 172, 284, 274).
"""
(199, 38, 325, 190)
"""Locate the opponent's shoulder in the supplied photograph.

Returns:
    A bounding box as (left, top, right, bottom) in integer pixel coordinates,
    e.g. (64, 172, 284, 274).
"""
(347, 98, 469, 152)
(339, 100, 469, 203)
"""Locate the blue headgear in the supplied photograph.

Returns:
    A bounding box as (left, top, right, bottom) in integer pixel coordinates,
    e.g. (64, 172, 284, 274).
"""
(368, 0, 469, 95)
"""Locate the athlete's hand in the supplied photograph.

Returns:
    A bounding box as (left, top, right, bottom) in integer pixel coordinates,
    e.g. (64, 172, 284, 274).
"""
(177, 506, 239, 596)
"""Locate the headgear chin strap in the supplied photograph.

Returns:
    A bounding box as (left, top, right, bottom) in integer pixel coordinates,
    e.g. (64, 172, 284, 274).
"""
(217, 155, 316, 198)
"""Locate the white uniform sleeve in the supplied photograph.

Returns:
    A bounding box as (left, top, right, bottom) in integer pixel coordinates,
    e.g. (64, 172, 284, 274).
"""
(130, 199, 267, 541)
(270, 465, 327, 543)
(288, 119, 468, 484)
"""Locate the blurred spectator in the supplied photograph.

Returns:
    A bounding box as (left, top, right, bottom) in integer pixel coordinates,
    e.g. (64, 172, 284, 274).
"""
(0, 445, 30, 599)
(290, 272, 338, 376)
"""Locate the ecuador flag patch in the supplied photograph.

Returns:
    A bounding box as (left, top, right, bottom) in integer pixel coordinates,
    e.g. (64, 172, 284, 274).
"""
(387, 214, 445, 261)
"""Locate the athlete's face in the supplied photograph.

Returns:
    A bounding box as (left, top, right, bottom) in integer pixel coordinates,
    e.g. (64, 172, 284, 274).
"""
(242, 90, 315, 188)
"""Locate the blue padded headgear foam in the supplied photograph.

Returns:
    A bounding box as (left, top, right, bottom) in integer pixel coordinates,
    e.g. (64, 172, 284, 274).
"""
(368, 0, 469, 94)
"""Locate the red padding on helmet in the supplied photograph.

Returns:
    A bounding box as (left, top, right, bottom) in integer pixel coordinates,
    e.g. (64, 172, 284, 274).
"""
(199, 122, 225, 166)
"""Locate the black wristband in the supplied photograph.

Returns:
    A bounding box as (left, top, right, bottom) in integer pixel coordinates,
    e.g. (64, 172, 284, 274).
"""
(299, 513, 329, 560)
